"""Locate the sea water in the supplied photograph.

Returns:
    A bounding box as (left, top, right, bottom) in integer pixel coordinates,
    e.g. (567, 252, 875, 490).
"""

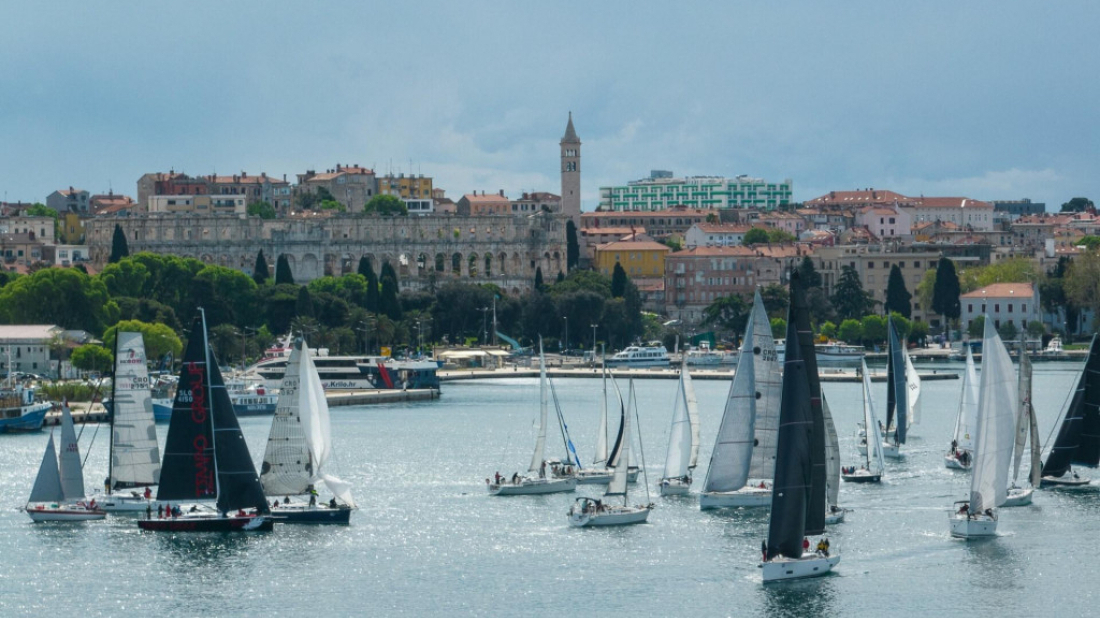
(1, 361, 1097, 617)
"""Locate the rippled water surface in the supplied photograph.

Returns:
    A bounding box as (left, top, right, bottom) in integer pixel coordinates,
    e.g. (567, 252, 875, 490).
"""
(2, 361, 1098, 617)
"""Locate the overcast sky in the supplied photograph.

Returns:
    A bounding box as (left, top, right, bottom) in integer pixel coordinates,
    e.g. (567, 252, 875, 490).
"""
(3, 2, 1097, 211)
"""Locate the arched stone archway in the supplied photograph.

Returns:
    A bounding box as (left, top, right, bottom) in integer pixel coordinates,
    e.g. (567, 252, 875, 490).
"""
(484, 253, 492, 278)
(497, 252, 507, 276)
(451, 252, 462, 276)
(435, 253, 445, 272)
(467, 253, 479, 277)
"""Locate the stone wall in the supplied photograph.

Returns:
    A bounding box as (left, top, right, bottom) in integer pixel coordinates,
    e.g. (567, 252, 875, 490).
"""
(85, 213, 568, 295)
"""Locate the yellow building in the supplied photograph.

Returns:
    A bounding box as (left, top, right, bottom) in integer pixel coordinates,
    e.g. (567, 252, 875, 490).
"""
(59, 212, 85, 244)
(377, 173, 433, 199)
(594, 239, 670, 278)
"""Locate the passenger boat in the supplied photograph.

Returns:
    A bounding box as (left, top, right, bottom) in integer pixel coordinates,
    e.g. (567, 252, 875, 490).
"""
(247, 345, 440, 391)
(604, 344, 670, 368)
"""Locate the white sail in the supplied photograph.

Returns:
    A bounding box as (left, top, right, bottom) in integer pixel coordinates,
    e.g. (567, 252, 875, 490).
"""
(1028, 392, 1042, 488)
(1012, 348, 1032, 483)
(904, 345, 921, 427)
(606, 379, 633, 500)
(746, 292, 782, 480)
(662, 369, 693, 480)
(684, 368, 700, 469)
(28, 432, 64, 504)
(861, 360, 886, 475)
(529, 342, 549, 475)
(262, 340, 355, 506)
(58, 401, 86, 501)
(593, 365, 608, 466)
(953, 347, 979, 451)
(970, 319, 1018, 513)
(822, 392, 840, 508)
(110, 332, 162, 490)
(702, 302, 758, 493)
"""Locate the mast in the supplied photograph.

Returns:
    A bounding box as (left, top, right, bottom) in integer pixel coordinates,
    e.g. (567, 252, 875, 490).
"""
(861, 359, 885, 474)
(1042, 334, 1100, 477)
(28, 432, 65, 504)
(594, 344, 608, 466)
(529, 339, 549, 475)
(684, 363, 700, 470)
(662, 367, 692, 481)
(201, 309, 221, 503)
(605, 378, 632, 504)
(108, 333, 118, 495)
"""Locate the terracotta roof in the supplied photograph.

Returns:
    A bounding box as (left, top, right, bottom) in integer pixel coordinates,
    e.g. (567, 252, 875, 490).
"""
(581, 226, 644, 236)
(911, 197, 992, 209)
(94, 203, 137, 215)
(462, 194, 510, 203)
(582, 208, 717, 219)
(669, 246, 755, 258)
(693, 223, 751, 233)
(961, 283, 1034, 299)
(596, 240, 670, 252)
(806, 189, 909, 205)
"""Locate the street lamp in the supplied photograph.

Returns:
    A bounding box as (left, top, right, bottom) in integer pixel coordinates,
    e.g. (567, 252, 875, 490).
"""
(239, 326, 257, 371)
(478, 307, 490, 346)
(562, 316, 569, 355)
(591, 323, 598, 357)
(415, 317, 431, 357)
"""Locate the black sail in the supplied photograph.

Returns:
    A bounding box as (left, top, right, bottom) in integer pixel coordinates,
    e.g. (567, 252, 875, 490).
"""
(766, 315, 814, 560)
(208, 349, 270, 514)
(887, 317, 907, 445)
(607, 386, 627, 468)
(790, 271, 826, 535)
(1043, 334, 1100, 477)
(156, 316, 216, 503)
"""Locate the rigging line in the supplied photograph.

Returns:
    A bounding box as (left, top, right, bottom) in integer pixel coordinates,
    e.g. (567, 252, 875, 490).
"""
(80, 419, 101, 471)
(547, 376, 578, 467)
(75, 376, 107, 443)
(1039, 361, 1085, 456)
(631, 381, 651, 505)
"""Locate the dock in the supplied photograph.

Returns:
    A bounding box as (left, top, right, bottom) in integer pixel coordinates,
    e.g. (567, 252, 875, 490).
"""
(439, 367, 957, 383)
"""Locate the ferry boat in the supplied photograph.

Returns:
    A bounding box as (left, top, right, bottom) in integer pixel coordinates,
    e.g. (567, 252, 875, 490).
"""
(604, 344, 670, 368)
(772, 340, 864, 366)
(684, 343, 724, 367)
(246, 345, 440, 391)
(0, 384, 51, 433)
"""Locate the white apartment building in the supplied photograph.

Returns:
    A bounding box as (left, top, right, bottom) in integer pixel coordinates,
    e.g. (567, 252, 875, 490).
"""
(960, 283, 1040, 334)
(903, 197, 994, 232)
(684, 223, 752, 248)
(599, 172, 792, 211)
(855, 205, 911, 238)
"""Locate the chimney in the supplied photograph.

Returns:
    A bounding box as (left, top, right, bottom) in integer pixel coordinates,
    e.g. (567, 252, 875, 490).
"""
(242, 171, 247, 178)
(499, 189, 504, 197)
(283, 174, 286, 181)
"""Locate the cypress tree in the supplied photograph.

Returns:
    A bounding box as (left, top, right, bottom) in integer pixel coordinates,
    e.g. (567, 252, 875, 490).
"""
(252, 250, 270, 285)
(611, 263, 628, 298)
(534, 266, 544, 292)
(831, 265, 874, 321)
(798, 256, 822, 288)
(885, 264, 912, 318)
(295, 285, 314, 318)
(359, 257, 380, 312)
(556, 271, 565, 283)
(566, 220, 580, 271)
(379, 261, 401, 320)
(275, 254, 294, 285)
(932, 257, 961, 322)
(109, 223, 129, 263)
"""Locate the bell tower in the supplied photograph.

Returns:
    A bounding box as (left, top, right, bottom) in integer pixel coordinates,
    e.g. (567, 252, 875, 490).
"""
(560, 112, 581, 219)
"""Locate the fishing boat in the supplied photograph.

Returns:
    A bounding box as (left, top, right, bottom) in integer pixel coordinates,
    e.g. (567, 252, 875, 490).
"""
(604, 343, 670, 368)
(949, 319, 1016, 539)
(24, 401, 106, 522)
(822, 394, 847, 524)
(568, 379, 652, 526)
(945, 347, 979, 470)
(659, 364, 700, 496)
(814, 342, 865, 366)
(261, 338, 355, 524)
(99, 332, 163, 513)
(226, 375, 279, 416)
(1039, 333, 1099, 488)
(488, 341, 577, 496)
(0, 347, 51, 433)
(761, 272, 838, 582)
(700, 290, 782, 510)
(137, 312, 273, 532)
(1004, 345, 1041, 507)
(842, 360, 885, 484)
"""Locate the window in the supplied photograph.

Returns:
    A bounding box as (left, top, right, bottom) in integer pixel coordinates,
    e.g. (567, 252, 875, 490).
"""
(995, 304, 1000, 312)
(1008, 304, 1013, 313)
(1022, 304, 1027, 312)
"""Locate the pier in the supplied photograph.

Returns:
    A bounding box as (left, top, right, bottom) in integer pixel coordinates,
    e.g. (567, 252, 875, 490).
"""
(439, 367, 958, 383)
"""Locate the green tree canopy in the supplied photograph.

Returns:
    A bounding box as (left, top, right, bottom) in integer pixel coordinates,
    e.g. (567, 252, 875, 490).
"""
(103, 320, 183, 363)
(379, 261, 401, 320)
(1061, 197, 1095, 213)
(770, 317, 787, 338)
(819, 320, 837, 339)
(71, 344, 113, 374)
(98, 259, 150, 298)
(968, 315, 986, 338)
(837, 319, 862, 343)
(831, 265, 874, 322)
(702, 294, 750, 334)
(247, 201, 276, 219)
(885, 264, 912, 318)
(742, 228, 770, 245)
(798, 256, 822, 288)
(296, 285, 315, 318)
(760, 283, 790, 320)
(364, 194, 409, 216)
(534, 266, 544, 292)
(998, 320, 1018, 340)
(0, 267, 118, 334)
(860, 314, 887, 345)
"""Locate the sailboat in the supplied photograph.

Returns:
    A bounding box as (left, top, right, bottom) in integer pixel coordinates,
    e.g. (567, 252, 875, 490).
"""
(761, 272, 838, 582)
(25, 402, 106, 522)
(945, 346, 979, 470)
(99, 332, 163, 513)
(659, 363, 700, 496)
(876, 316, 908, 458)
(822, 394, 847, 524)
(488, 340, 578, 496)
(568, 362, 640, 485)
(261, 338, 355, 523)
(1003, 344, 1040, 507)
(843, 360, 885, 483)
(1039, 333, 1099, 488)
(138, 311, 273, 532)
(904, 338, 922, 430)
(700, 290, 782, 510)
(949, 318, 1017, 539)
(568, 379, 652, 526)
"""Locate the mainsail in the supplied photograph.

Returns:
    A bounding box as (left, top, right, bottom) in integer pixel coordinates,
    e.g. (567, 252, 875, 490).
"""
(970, 319, 1017, 513)
(593, 363, 609, 466)
(822, 393, 840, 509)
(662, 367, 694, 480)
(886, 317, 908, 445)
(746, 292, 782, 480)
(1042, 334, 1100, 478)
(861, 360, 886, 474)
(1012, 346, 1033, 483)
(904, 345, 921, 427)
(109, 332, 161, 491)
(952, 347, 979, 452)
(791, 271, 826, 536)
(606, 378, 633, 500)
(684, 368, 700, 470)
(529, 341, 550, 475)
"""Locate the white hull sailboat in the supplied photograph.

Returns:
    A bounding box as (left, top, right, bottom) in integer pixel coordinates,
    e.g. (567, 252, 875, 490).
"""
(761, 273, 838, 582)
(1003, 345, 1041, 508)
(25, 402, 105, 523)
(261, 338, 356, 524)
(949, 319, 1016, 540)
(568, 380, 651, 527)
(945, 347, 979, 471)
(659, 364, 700, 497)
(99, 332, 164, 514)
(489, 340, 576, 496)
(1039, 334, 1100, 489)
(700, 291, 782, 510)
(843, 360, 886, 484)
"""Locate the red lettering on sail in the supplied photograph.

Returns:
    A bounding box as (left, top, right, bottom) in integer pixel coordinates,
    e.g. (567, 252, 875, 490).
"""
(193, 434, 214, 496)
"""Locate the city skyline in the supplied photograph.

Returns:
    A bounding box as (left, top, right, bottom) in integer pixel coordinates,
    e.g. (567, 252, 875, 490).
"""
(3, 2, 1097, 211)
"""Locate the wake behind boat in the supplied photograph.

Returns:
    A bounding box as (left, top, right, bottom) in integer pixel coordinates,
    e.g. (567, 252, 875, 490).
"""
(137, 311, 273, 533)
